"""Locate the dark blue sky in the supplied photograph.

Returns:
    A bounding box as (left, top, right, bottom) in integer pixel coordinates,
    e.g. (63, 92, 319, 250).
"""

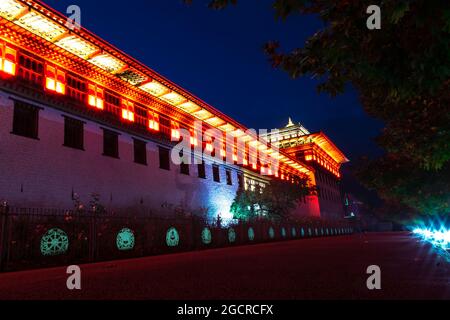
(44, 0, 382, 161)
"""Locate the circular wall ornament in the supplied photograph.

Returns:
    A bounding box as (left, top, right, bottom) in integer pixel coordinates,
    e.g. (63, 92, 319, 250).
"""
(202, 227, 212, 245)
(248, 227, 255, 241)
(291, 227, 297, 237)
(40, 228, 69, 256)
(166, 227, 180, 247)
(116, 228, 135, 251)
(281, 227, 287, 238)
(228, 228, 236, 243)
(268, 227, 275, 239)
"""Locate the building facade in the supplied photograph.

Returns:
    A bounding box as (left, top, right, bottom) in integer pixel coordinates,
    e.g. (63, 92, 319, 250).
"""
(262, 120, 349, 220)
(0, 0, 346, 222)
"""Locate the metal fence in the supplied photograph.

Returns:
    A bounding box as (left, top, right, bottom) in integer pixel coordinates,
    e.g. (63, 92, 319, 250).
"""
(0, 205, 353, 272)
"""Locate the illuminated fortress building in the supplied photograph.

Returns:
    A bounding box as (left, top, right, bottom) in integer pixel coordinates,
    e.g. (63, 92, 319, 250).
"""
(0, 0, 348, 221)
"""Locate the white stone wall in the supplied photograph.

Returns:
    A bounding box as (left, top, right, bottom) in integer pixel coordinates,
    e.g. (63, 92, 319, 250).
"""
(0, 90, 321, 221)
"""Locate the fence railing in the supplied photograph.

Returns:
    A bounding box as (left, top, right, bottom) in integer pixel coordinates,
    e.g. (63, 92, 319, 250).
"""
(0, 205, 354, 272)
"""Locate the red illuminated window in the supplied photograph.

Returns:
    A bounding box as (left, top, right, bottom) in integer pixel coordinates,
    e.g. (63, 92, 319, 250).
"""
(149, 112, 160, 131)
(45, 64, 65, 94)
(220, 144, 226, 158)
(0, 44, 17, 76)
(171, 121, 180, 140)
(205, 136, 214, 153)
(121, 99, 135, 122)
(88, 84, 104, 109)
(190, 129, 198, 146)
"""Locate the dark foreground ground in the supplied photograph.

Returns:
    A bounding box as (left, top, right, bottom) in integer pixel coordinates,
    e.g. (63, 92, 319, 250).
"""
(0, 232, 449, 300)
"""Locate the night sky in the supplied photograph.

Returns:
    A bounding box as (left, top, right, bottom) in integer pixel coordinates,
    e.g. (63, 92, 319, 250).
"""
(43, 0, 383, 163)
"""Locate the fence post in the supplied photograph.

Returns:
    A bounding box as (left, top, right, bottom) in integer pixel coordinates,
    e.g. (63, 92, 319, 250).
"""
(0, 203, 10, 272)
(88, 212, 97, 262)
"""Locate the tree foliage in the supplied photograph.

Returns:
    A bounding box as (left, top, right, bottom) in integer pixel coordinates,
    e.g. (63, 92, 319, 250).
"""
(188, 0, 450, 216)
(230, 177, 313, 221)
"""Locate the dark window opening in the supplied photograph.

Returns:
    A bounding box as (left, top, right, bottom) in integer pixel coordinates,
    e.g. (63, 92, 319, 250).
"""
(12, 101, 39, 139)
(179, 150, 190, 175)
(133, 138, 147, 165)
(180, 162, 190, 175)
(159, 146, 170, 170)
(103, 129, 119, 158)
(212, 165, 221, 183)
(237, 173, 244, 189)
(226, 169, 233, 186)
(64, 117, 84, 150)
(198, 161, 206, 179)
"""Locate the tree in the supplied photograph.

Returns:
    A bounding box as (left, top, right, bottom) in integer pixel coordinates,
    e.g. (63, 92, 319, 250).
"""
(230, 177, 313, 221)
(260, 177, 312, 219)
(230, 186, 261, 221)
(188, 0, 450, 217)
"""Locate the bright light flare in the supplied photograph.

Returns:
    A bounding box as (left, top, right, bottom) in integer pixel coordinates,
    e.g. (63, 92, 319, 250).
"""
(412, 227, 450, 251)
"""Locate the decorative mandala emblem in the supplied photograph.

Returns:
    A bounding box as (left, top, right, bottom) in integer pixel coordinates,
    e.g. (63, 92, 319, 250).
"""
(281, 227, 287, 238)
(202, 227, 212, 245)
(291, 227, 297, 237)
(116, 228, 135, 251)
(228, 228, 236, 243)
(40, 228, 69, 256)
(268, 227, 275, 239)
(166, 227, 180, 247)
(248, 227, 255, 241)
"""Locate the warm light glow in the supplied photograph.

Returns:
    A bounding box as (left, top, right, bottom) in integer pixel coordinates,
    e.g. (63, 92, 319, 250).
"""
(0, 0, 26, 20)
(88, 84, 104, 109)
(55, 35, 98, 59)
(218, 123, 236, 132)
(171, 121, 181, 140)
(231, 129, 245, 138)
(149, 113, 160, 131)
(45, 65, 65, 95)
(160, 91, 186, 105)
(0, 44, 17, 76)
(16, 11, 66, 42)
(122, 109, 134, 121)
(177, 101, 201, 113)
(140, 80, 170, 97)
(121, 100, 135, 122)
(89, 53, 125, 73)
(206, 143, 213, 153)
(192, 108, 213, 120)
(205, 116, 226, 127)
